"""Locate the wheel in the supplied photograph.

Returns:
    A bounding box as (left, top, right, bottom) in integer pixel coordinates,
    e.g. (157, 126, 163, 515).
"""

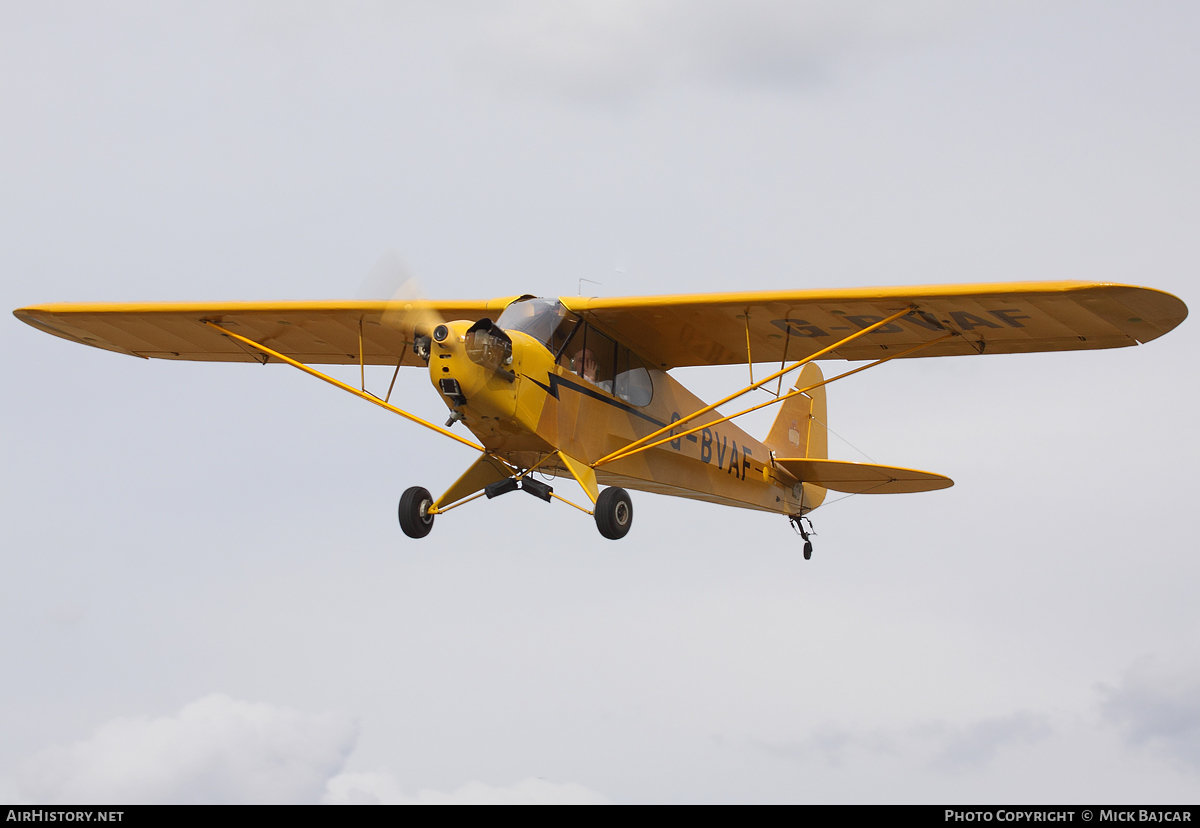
(594, 487, 633, 540)
(398, 486, 435, 539)
(803, 540, 812, 560)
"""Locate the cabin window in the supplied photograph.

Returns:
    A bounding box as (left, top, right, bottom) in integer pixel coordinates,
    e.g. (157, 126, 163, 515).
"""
(563, 323, 653, 407)
(563, 324, 615, 390)
(615, 351, 653, 407)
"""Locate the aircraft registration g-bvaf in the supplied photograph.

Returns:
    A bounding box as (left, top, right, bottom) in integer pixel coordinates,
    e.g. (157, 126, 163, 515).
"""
(14, 282, 1187, 557)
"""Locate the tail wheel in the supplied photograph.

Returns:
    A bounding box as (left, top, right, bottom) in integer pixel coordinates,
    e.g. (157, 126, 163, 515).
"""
(594, 487, 633, 540)
(398, 486, 435, 539)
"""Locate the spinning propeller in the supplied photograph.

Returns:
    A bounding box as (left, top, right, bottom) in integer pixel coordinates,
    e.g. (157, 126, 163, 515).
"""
(357, 249, 446, 359)
(358, 250, 514, 423)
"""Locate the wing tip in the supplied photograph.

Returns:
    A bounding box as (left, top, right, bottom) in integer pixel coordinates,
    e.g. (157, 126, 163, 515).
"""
(14, 306, 149, 359)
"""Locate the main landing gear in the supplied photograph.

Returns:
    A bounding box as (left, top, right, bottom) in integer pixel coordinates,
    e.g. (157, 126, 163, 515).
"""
(398, 481, 634, 541)
(398, 486, 435, 539)
(594, 486, 633, 540)
(789, 515, 815, 560)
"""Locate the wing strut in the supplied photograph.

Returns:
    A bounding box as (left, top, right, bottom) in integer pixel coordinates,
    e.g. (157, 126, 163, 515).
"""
(744, 311, 754, 386)
(384, 346, 406, 404)
(593, 332, 952, 467)
(592, 306, 923, 468)
(203, 321, 485, 452)
(774, 320, 792, 398)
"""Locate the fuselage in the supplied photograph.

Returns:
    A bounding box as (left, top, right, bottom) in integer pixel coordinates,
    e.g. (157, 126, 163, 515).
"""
(427, 300, 824, 515)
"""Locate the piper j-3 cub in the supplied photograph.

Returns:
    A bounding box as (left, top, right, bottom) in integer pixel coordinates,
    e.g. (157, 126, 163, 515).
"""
(14, 281, 1187, 557)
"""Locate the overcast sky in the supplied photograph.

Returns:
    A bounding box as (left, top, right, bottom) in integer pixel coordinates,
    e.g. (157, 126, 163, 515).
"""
(2, 0, 1198, 804)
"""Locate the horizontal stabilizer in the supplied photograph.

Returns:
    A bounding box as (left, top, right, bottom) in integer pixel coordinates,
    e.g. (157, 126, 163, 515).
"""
(773, 458, 953, 494)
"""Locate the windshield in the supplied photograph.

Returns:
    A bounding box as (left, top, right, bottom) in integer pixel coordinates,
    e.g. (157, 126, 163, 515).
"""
(496, 298, 579, 354)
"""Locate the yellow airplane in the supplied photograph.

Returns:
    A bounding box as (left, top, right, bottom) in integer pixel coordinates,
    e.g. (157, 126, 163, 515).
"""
(14, 281, 1187, 557)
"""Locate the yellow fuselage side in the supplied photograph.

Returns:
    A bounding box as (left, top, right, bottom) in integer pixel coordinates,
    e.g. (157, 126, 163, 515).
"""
(430, 320, 822, 514)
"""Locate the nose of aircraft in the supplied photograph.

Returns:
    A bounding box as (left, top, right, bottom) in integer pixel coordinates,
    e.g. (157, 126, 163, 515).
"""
(429, 319, 518, 422)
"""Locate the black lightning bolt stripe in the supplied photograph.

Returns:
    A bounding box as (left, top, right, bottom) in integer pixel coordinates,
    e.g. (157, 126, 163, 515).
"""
(524, 373, 666, 427)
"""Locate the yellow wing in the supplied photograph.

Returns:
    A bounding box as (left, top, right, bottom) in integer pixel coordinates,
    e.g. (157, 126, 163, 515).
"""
(562, 281, 1187, 369)
(12, 299, 514, 365)
(14, 282, 1187, 369)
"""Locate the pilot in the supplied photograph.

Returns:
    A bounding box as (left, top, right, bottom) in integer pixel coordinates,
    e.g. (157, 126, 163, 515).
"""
(572, 348, 598, 383)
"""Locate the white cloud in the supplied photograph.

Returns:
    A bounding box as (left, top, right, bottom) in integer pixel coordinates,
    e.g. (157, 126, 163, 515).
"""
(926, 712, 1052, 771)
(1100, 659, 1200, 770)
(759, 724, 898, 767)
(758, 710, 1051, 772)
(14, 693, 609, 805)
(17, 694, 357, 804)
(469, 0, 1010, 101)
(324, 771, 611, 804)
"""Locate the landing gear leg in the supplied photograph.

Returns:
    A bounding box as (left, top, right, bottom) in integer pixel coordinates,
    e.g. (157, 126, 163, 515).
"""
(789, 515, 815, 560)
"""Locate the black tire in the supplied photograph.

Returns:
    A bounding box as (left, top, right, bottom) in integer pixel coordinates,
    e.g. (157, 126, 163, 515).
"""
(398, 486, 435, 539)
(803, 540, 812, 560)
(594, 487, 633, 540)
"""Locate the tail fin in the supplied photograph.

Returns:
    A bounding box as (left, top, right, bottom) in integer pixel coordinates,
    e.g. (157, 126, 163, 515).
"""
(765, 362, 827, 460)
